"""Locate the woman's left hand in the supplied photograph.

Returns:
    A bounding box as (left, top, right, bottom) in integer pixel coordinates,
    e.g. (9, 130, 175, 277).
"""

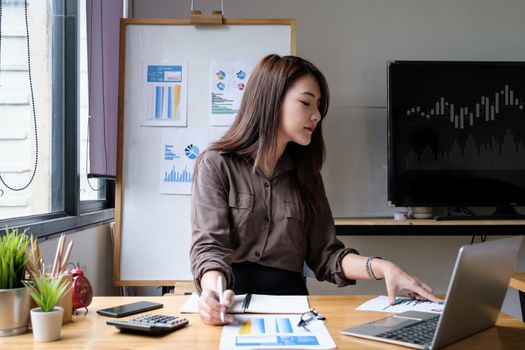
(373, 259, 443, 304)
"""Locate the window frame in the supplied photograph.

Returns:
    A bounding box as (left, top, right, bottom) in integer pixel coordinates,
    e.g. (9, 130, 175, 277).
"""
(0, 0, 115, 238)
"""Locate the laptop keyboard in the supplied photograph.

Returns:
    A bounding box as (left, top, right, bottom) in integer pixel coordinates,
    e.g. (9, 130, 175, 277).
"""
(376, 315, 439, 345)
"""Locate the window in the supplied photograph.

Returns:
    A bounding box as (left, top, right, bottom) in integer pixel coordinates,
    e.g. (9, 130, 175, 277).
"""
(0, 0, 114, 234)
(0, 0, 53, 219)
(79, 0, 105, 201)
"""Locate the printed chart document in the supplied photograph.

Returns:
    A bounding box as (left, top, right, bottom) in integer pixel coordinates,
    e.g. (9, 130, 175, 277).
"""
(209, 60, 255, 126)
(356, 296, 444, 314)
(220, 315, 336, 350)
(180, 293, 310, 314)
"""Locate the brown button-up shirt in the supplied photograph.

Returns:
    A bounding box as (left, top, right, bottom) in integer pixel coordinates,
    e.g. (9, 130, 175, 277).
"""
(190, 149, 358, 293)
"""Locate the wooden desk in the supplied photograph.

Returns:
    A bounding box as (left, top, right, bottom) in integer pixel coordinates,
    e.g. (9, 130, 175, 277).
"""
(1, 295, 524, 349)
(510, 272, 525, 321)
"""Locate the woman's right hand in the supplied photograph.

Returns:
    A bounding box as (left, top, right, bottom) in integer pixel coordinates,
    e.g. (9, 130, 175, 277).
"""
(198, 288, 235, 325)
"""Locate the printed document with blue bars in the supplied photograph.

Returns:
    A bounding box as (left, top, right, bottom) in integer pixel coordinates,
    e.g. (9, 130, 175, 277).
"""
(219, 315, 335, 349)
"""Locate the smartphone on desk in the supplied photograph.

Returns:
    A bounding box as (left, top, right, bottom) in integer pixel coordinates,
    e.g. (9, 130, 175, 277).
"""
(97, 301, 163, 318)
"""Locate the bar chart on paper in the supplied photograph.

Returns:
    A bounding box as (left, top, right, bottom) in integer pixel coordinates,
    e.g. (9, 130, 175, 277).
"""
(144, 63, 187, 126)
(160, 128, 209, 195)
(219, 315, 336, 349)
(151, 85, 182, 120)
(236, 317, 319, 347)
(164, 165, 192, 183)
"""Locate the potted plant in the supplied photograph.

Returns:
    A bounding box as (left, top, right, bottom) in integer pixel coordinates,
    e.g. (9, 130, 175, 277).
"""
(23, 273, 70, 342)
(0, 227, 31, 337)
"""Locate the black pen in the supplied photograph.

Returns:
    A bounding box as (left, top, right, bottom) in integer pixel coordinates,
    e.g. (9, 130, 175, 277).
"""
(242, 293, 252, 313)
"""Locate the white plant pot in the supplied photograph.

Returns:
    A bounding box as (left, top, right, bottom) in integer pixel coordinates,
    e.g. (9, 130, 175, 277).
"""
(30, 306, 64, 342)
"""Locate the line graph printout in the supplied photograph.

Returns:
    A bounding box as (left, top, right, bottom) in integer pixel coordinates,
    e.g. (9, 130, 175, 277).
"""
(160, 128, 208, 195)
(143, 63, 188, 126)
(220, 315, 336, 350)
(356, 296, 444, 314)
(209, 60, 255, 126)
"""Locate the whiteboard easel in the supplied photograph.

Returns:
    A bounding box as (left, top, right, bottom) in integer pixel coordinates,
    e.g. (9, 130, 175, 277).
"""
(114, 18, 296, 286)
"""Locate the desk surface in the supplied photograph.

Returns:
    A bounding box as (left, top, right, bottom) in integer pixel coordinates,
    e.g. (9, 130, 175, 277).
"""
(510, 272, 525, 292)
(1, 295, 524, 349)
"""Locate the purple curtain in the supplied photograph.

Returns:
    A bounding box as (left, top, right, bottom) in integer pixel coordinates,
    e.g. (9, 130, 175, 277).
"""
(87, 0, 123, 178)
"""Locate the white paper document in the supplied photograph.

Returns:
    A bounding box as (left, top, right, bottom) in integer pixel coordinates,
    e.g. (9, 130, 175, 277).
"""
(209, 60, 255, 126)
(220, 315, 336, 350)
(356, 296, 444, 314)
(159, 128, 209, 195)
(180, 293, 310, 314)
(143, 62, 188, 126)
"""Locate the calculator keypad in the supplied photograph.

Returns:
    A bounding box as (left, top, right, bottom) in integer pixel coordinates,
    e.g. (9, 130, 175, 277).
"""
(132, 314, 187, 327)
(107, 314, 189, 334)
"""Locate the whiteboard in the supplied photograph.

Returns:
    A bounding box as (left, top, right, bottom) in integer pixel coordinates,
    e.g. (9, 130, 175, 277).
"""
(114, 19, 295, 285)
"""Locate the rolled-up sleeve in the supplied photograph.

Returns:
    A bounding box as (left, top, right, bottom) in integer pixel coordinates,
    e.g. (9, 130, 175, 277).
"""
(190, 152, 234, 294)
(305, 177, 359, 287)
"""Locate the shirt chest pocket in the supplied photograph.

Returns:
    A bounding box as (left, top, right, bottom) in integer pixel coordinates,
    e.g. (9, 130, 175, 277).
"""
(284, 201, 304, 222)
(283, 201, 306, 253)
(228, 191, 254, 228)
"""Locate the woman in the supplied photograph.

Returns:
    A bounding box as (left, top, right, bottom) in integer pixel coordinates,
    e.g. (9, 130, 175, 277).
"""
(190, 54, 439, 325)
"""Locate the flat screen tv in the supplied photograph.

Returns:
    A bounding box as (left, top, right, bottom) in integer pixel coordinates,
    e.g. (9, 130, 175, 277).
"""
(387, 61, 525, 218)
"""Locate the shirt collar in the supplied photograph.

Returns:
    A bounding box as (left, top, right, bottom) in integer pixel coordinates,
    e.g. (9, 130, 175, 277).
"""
(219, 149, 296, 177)
(273, 150, 295, 177)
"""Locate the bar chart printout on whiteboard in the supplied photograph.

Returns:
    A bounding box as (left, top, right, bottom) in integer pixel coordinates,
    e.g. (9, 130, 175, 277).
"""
(220, 315, 336, 350)
(160, 128, 209, 195)
(210, 60, 255, 126)
(144, 63, 188, 126)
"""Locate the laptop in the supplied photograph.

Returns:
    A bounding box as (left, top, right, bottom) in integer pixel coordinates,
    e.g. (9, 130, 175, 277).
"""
(342, 236, 523, 349)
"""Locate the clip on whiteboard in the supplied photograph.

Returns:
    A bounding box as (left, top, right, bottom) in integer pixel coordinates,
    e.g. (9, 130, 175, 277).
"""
(190, 0, 224, 24)
(190, 10, 224, 25)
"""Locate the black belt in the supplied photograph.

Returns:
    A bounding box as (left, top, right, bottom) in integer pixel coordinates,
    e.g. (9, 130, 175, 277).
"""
(232, 261, 308, 295)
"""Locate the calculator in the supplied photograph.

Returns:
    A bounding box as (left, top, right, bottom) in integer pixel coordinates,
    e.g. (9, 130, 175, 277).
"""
(107, 314, 189, 334)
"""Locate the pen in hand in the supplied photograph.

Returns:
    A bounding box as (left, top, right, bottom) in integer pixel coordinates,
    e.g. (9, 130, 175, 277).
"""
(217, 275, 225, 323)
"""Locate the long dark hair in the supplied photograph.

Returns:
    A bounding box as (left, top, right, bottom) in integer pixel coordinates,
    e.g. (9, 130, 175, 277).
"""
(196, 54, 330, 232)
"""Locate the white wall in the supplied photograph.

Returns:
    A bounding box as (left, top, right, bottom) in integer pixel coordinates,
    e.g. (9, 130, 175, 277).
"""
(131, 0, 525, 217)
(39, 224, 160, 298)
(125, 0, 525, 319)
(38, 223, 119, 297)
